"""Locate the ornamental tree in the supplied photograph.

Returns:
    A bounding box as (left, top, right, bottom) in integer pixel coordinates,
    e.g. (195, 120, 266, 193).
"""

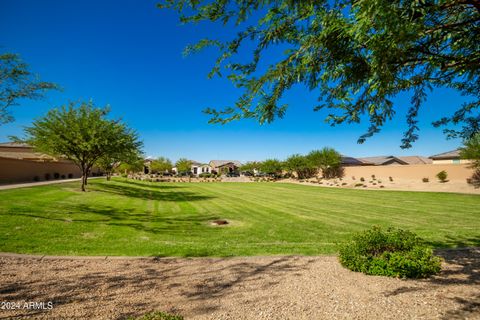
(150, 157, 173, 174)
(159, 0, 480, 147)
(283, 154, 317, 179)
(20, 101, 143, 191)
(175, 158, 192, 175)
(307, 148, 343, 178)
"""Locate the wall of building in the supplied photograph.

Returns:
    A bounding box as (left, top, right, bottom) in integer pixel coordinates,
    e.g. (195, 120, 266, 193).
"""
(343, 163, 474, 182)
(0, 157, 83, 184)
(432, 159, 471, 165)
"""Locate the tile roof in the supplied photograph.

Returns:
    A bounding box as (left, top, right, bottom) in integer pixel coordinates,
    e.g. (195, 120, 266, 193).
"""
(210, 160, 242, 167)
(357, 156, 408, 165)
(429, 149, 461, 160)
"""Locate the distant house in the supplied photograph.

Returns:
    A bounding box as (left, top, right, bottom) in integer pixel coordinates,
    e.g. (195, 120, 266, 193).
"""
(429, 149, 469, 164)
(341, 156, 371, 166)
(357, 156, 409, 166)
(397, 156, 432, 165)
(0, 142, 89, 184)
(209, 160, 242, 174)
(191, 161, 212, 176)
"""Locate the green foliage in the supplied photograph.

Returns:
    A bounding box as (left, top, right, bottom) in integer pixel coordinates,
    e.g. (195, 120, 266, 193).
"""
(436, 170, 448, 182)
(422, 177, 429, 183)
(150, 157, 173, 174)
(175, 158, 192, 174)
(18, 101, 142, 191)
(307, 148, 342, 178)
(283, 154, 317, 179)
(0, 52, 59, 125)
(339, 226, 441, 278)
(160, 0, 480, 147)
(116, 156, 145, 174)
(127, 311, 183, 320)
(460, 133, 480, 169)
(259, 158, 283, 177)
(240, 161, 261, 174)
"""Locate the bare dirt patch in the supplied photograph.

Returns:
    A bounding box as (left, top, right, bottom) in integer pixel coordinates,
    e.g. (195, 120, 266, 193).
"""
(0, 249, 479, 319)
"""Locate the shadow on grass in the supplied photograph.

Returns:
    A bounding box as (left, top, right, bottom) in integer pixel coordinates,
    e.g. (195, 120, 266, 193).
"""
(92, 182, 214, 202)
(0, 256, 315, 319)
(425, 235, 480, 249)
(115, 179, 186, 190)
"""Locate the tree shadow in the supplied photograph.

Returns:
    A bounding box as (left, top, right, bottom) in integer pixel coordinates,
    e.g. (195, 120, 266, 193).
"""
(0, 256, 316, 319)
(424, 235, 480, 249)
(92, 182, 214, 202)
(116, 179, 185, 190)
(383, 247, 480, 319)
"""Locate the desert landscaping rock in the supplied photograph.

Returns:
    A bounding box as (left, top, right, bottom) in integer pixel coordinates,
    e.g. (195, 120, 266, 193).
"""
(0, 249, 479, 319)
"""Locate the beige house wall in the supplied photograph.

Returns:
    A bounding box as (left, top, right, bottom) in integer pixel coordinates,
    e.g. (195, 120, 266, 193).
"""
(343, 164, 474, 182)
(0, 157, 82, 184)
(432, 159, 471, 165)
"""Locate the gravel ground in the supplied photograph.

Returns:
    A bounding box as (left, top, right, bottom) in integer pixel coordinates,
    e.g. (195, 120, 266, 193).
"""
(0, 249, 479, 320)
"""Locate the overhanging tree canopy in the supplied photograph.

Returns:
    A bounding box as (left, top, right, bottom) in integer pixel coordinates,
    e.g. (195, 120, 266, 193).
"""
(0, 52, 58, 125)
(159, 0, 480, 148)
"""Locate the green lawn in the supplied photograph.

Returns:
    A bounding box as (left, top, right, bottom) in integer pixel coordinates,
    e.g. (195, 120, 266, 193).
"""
(0, 178, 479, 256)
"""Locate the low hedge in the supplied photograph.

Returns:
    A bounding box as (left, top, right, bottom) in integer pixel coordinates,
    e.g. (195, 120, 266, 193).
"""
(339, 226, 441, 278)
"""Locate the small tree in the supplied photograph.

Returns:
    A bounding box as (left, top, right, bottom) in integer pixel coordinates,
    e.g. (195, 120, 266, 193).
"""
(283, 154, 316, 179)
(240, 161, 261, 175)
(259, 159, 283, 178)
(175, 158, 192, 175)
(116, 156, 145, 175)
(307, 148, 343, 179)
(150, 157, 173, 174)
(1, 52, 58, 125)
(461, 133, 480, 169)
(20, 101, 142, 191)
(436, 170, 448, 183)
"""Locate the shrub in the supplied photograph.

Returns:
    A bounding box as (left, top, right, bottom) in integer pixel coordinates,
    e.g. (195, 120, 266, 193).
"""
(61, 174, 66, 179)
(389, 176, 394, 182)
(360, 177, 365, 182)
(33, 176, 40, 182)
(436, 170, 448, 183)
(354, 183, 364, 187)
(45, 173, 51, 180)
(371, 174, 376, 180)
(53, 172, 60, 179)
(422, 177, 429, 183)
(339, 226, 441, 278)
(68, 173, 74, 179)
(127, 311, 183, 320)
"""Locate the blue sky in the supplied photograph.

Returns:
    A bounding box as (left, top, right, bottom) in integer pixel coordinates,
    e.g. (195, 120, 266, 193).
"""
(0, 0, 466, 163)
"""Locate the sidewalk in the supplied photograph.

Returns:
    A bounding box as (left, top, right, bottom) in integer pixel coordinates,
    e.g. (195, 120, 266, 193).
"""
(0, 176, 103, 190)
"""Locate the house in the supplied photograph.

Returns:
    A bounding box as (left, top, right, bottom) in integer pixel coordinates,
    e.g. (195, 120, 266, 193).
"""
(429, 149, 470, 164)
(209, 160, 242, 174)
(341, 156, 371, 166)
(396, 156, 432, 165)
(356, 156, 409, 166)
(0, 142, 85, 184)
(191, 161, 212, 176)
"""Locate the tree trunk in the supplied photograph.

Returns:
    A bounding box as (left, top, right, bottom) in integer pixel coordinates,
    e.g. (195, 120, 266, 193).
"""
(81, 173, 87, 192)
(106, 172, 111, 181)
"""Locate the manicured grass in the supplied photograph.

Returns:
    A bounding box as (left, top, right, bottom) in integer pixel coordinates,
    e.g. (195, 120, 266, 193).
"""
(0, 178, 479, 256)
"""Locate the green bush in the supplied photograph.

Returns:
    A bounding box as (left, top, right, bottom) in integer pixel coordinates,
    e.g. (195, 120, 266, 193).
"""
(436, 170, 448, 183)
(127, 311, 183, 320)
(339, 226, 441, 278)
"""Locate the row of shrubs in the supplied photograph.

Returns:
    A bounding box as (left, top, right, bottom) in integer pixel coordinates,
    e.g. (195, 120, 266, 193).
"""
(33, 173, 74, 181)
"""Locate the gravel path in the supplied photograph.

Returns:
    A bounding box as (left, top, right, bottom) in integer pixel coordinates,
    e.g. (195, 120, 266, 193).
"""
(0, 249, 479, 319)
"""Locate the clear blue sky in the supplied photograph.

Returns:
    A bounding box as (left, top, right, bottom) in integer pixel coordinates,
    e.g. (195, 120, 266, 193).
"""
(0, 0, 465, 163)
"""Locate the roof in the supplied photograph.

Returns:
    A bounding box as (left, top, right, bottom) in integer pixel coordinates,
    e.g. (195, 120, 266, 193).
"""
(341, 156, 371, 166)
(429, 149, 461, 160)
(0, 151, 57, 161)
(357, 156, 408, 166)
(397, 156, 432, 165)
(0, 142, 32, 148)
(209, 160, 242, 168)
